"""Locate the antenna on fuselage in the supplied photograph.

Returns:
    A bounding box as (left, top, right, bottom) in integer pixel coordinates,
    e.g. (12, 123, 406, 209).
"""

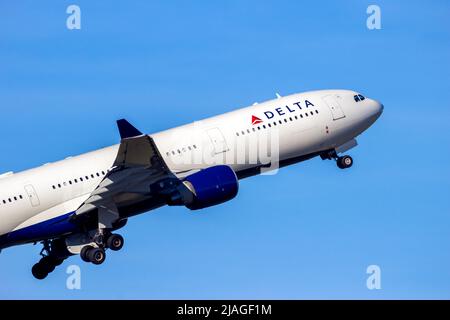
(276, 93, 282, 99)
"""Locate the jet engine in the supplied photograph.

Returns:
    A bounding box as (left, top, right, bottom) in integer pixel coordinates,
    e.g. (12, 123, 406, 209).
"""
(181, 165, 239, 210)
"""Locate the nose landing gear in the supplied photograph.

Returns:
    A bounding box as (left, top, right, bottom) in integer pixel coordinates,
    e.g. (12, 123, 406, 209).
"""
(320, 150, 353, 170)
(336, 155, 353, 169)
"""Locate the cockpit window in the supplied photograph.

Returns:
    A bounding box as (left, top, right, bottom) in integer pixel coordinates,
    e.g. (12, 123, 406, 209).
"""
(354, 94, 366, 102)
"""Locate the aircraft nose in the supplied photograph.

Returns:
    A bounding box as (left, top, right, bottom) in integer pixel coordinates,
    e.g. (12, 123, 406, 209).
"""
(378, 102, 384, 114)
(373, 100, 384, 117)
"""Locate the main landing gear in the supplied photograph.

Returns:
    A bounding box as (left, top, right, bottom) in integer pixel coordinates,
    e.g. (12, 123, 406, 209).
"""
(31, 239, 70, 280)
(80, 233, 124, 265)
(32, 256, 65, 280)
(31, 233, 125, 280)
(75, 207, 124, 267)
(321, 150, 353, 170)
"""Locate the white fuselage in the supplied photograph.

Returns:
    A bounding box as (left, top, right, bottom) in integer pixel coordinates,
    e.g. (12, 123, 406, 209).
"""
(0, 89, 383, 249)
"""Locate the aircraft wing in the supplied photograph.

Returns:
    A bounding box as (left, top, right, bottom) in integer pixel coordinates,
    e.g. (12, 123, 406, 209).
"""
(72, 119, 183, 227)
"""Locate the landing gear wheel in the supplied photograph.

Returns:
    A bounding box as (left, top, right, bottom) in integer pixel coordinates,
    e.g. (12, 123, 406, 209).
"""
(32, 262, 48, 280)
(39, 257, 56, 273)
(337, 155, 353, 169)
(88, 248, 106, 265)
(80, 245, 94, 263)
(106, 234, 124, 251)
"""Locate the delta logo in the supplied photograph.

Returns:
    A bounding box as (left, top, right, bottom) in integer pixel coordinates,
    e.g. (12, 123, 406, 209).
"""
(251, 115, 263, 125)
(251, 99, 314, 125)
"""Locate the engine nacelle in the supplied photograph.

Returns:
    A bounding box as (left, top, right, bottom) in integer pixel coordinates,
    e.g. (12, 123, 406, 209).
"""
(182, 165, 239, 210)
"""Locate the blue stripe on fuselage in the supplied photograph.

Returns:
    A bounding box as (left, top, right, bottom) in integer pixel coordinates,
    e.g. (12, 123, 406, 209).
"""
(0, 212, 79, 249)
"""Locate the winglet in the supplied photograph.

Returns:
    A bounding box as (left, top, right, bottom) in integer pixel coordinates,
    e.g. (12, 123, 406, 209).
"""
(117, 119, 143, 139)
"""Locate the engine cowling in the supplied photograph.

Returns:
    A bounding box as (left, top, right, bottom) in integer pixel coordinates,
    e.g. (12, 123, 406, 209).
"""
(182, 165, 239, 210)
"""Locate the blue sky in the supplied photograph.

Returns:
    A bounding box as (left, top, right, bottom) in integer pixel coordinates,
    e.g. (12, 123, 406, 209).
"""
(0, 0, 449, 299)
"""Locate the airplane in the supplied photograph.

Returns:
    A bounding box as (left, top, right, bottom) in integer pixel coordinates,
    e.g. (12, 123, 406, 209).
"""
(0, 89, 383, 279)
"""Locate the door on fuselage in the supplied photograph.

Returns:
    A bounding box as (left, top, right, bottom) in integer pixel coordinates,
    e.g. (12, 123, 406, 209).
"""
(24, 184, 40, 207)
(206, 128, 229, 154)
(322, 95, 346, 120)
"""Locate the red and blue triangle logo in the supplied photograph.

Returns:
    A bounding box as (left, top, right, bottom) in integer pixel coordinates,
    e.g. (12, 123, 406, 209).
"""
(252, 115, 263, 125)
